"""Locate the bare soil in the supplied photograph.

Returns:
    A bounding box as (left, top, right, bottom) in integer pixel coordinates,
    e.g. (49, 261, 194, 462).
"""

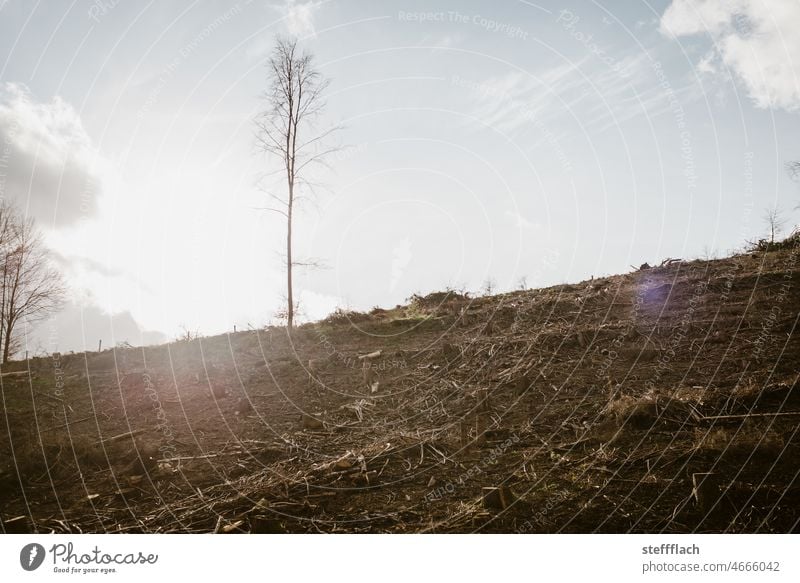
(1, 244, 799, 533)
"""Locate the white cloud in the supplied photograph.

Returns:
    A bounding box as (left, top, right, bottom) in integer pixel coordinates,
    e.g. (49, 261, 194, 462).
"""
(660, 0, 800, 111)
(283, 0, 318, 37)
(246, 1, 320, 60)
(0, 83, 106, 226)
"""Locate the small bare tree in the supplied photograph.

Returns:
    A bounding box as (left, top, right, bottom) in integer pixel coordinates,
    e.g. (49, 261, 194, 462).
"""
(788, 161, 800, 210)
(0, 204, 65, 363)
(763, 206, 786, 244)
(255, 37, 337, 332)
(787, 161, 800, 182)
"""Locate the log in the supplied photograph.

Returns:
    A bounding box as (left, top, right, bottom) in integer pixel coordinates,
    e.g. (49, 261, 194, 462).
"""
(2, 515, 33, 533)
(159, 453, 221, 463)
(101, 429, 146, 443)
(221, 520, 245, 533)
(700, 411, 800, 421)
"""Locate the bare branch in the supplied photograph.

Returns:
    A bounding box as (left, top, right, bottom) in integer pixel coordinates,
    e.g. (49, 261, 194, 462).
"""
(296, 124, 342, 153)
(251, 206, 289, 219)
(292, 257, 331, 270)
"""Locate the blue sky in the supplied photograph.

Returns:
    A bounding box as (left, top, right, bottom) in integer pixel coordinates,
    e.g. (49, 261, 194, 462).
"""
(1, 0, 798, 352)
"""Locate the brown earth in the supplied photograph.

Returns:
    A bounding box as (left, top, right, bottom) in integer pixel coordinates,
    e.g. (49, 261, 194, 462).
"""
(1, 242, 799, 533)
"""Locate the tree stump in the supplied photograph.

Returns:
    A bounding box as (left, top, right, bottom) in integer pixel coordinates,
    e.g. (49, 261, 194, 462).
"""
(482, 486, 516, 510)
(250, 515, 285, 534)
(300, 413, 324, 430)
(475, 411, 491, 445)
(692, 472, 721, 513)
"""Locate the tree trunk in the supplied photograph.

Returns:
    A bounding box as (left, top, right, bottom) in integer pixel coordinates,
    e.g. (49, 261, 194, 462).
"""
(0, 260, 6, 353)
(286, 170, 294, 333)
(287, 203, 294, 332)
(3, 318, 12, 364)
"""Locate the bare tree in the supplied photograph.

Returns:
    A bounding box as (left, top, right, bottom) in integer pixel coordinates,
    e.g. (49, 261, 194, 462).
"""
(0, 201, 17, 357)
(255, 37, 337, 332)
(0, 206, 65, 363)
(763, 206, 786, 244)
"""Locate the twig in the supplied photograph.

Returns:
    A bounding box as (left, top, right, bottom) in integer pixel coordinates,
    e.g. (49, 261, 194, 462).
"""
(33, 390, 64, 403)
(42, 416, 92, 431)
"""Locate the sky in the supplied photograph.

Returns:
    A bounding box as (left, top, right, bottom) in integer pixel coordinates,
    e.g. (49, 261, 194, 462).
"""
(0, 0, 798, 354)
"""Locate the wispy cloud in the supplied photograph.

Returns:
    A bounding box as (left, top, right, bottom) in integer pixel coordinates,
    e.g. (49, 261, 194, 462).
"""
(456, 51, 699, 139)
(453, 60, 587, 134)
(50, 251, 125, 280)
(660, 0, 800, 111)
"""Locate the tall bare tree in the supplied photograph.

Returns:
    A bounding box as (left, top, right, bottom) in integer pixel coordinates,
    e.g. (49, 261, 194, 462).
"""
(0, 204, 65, 363)
(255, 37, 337, 332)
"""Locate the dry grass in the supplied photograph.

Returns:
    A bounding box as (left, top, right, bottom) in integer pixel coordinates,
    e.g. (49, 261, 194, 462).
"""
(692, 425, 786, 463)
(601, 390, 698, 431)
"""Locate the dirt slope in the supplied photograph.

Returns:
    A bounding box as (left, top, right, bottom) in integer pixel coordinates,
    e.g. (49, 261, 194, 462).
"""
(1, 242, 799, 533)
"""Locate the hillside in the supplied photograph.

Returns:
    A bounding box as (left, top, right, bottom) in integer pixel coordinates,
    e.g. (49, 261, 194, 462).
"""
(1, 241, 799, 533)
